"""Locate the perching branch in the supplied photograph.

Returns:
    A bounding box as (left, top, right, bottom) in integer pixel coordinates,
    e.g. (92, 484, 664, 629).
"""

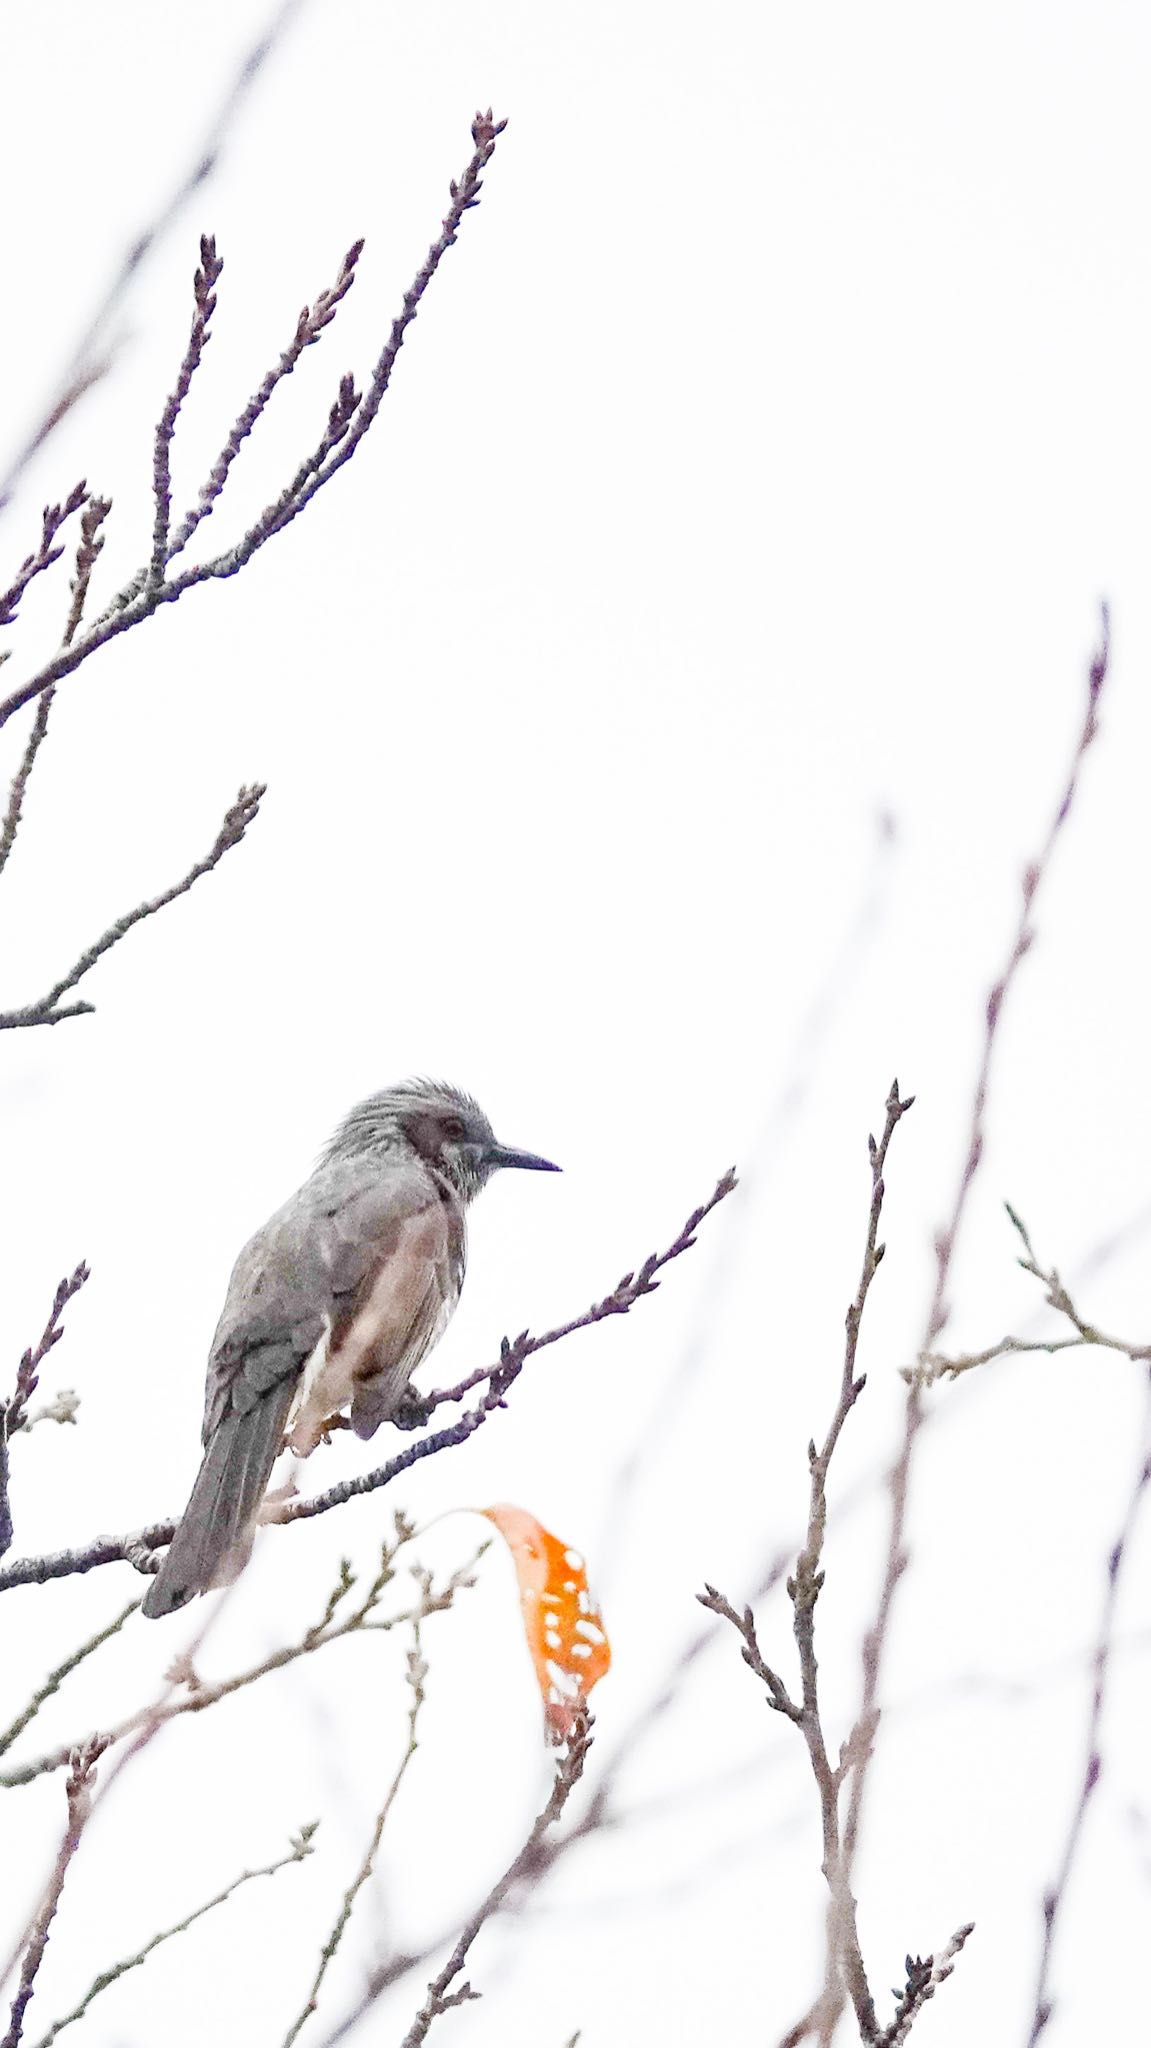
(0, 1173, 737, 1595)
(0, 784, 265, 1030)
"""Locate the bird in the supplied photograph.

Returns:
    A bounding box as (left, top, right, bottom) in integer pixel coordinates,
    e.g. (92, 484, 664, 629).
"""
(141, 1080, 559, 1618)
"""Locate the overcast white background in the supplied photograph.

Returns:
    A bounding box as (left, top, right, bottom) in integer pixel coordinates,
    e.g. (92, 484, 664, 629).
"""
(2, 2, 1151, 2043)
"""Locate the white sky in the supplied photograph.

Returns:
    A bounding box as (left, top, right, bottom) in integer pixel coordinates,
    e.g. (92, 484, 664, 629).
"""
(3, 2, 1151, 2043)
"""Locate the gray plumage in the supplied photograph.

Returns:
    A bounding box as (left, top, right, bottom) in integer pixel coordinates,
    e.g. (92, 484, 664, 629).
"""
(142, 1080, 558, 1619)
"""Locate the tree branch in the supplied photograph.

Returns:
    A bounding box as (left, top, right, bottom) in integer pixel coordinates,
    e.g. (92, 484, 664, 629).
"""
(0, 1524, 479, 1792)
(1, 1267, 89, 1560)
(704, 1083, 915, 2044)
(28, 1823, 317, 2048)
(829, 608, 1112, 2040)
(166, 240, 363, 567)
(0, 1598, 138, 1760)
(0, 784, 264, 1030)
(1026, 1365, 1151, 2046)
(0, 487, 88, 632)
(392, 1713, 593, 2048)
(281, 1617, 427, 2045)
(0, 1739, 108, 2048)
(148, 238, 224, 582)
(0, 112, 508, 737)
(921, 1201, 1151, 1383)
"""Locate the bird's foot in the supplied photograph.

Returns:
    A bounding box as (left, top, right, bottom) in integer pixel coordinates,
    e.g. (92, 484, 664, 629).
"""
(391, 1391, 434, 1432)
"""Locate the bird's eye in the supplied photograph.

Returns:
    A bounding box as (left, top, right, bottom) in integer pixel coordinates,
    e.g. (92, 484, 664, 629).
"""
(442, 1116, 466, 1142)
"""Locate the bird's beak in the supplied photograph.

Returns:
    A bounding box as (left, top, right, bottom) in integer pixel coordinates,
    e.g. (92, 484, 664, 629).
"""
(484, 1141, 562, 1174)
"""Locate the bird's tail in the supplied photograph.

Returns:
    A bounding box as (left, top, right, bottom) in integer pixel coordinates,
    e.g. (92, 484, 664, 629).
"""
(141, 1386, 294, 1619)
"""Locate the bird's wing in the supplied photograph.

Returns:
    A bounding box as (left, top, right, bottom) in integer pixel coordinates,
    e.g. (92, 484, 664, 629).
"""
(288, 1166, 466, 1449)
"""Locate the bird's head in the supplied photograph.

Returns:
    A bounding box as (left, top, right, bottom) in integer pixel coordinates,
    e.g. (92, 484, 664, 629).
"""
(327, 1079, 560, 1202)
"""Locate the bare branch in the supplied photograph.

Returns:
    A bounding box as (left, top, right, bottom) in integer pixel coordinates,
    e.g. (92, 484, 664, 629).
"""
(921, 1202, 1151, 1383)
(167, 240, 364, 566)
(1026, 1367, 1151, 2046)
(206, 112, 507, 575)
(0, 494, 112, 890)
(149, 239, 224, 581)
(0, 784, 264, 1030)
(393, 1713, 593, 2048)
(704, 1084, 914, 2044)
(0, 1522, 177, 1598)
(697, 1587, 802, 1722)
(1, 1266, 89, 1560)
(281, 1617, 426, 2045)
(0, 1527, 478, 1791)
(876, 1925, 975, 2048)
(0, 1598, 138, 1760)
(0, 112, 509, 737)
(27, 1824, 317, 2048)
(0, 1738, 108, 2048)
(831, 608, 1112, 2037)
(0, 487, 88, 631)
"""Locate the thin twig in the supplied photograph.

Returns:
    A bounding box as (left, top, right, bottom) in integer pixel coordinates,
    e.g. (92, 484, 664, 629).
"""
(0, 1739, 108, 2048)
(0, 493, 109, 882)
(167, 241, 363, 565)
(0, 488, 88, 631)
(217, 112, 506, 569)
(149, 239, 224, 582)
(0, 113, 508, 737)
(0, 785, 264, 1029)
(28, 1825, 317, 2048)
(921, 1203, 1151, 1383)
(0, 1267, 89, 1560)
(281, 1617, 427, 2045)
(0, 1529, 477, 1791)
(702, 1084, 915, 2044)
(395, 1713, 593, 2048)
(0, 1598, 139, 1759)
(875, 1925, 975, 2048)
(1026, 1366, 1151, 2046)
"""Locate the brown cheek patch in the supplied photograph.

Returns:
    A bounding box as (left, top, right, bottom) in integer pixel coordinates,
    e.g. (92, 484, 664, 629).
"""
(402, 1112, 443, 1164)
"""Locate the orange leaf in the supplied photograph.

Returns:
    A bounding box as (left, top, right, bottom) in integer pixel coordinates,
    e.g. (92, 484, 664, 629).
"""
(481, 1505, 611, 1744)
